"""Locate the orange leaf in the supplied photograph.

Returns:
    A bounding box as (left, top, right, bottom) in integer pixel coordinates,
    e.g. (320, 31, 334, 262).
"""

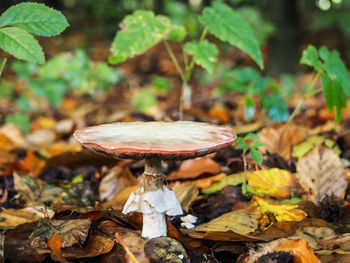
(23, 150, 46, 177)
(48, 234, 69, 263)
(167, 157, 220, 180)
(274, 239, 321, 263)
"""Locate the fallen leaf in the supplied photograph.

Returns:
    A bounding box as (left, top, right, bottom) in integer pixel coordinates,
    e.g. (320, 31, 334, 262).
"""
(290, 226, 336, 250)
(292, 135, 340, 160)
(26, 129, 56, 148)
(0, 123, 27, 148)
(192, 185, 246, 220)
(209, 104, 230, 123)
(98, 220, 146, 256)
(99, 166, 136, 201)
(4, 222, 47, 263)
(296, 145, 347, 205)
(30, 218, 91, 249)
(248, 238, 321, 263)
(247, 168, 296, 199)
(251, 196, 307, 224)
(172, 183, 199, 212)
(193, 207, 260, 236)
(192, 173, 226, 189)
(48, 234, 69, 263)
(23, 150, 46, 177)
(0, 132, 16, 151)
(167, 157, 221, 180)
(201, 172, 245, 194)
(63, 235, 114, 259)
(102, 185, 138, 210)
(0, 206, 54, 229)
(258, 123, 310, 161)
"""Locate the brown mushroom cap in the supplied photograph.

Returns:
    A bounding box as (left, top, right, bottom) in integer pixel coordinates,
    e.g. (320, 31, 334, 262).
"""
(73, 121, 236, 160)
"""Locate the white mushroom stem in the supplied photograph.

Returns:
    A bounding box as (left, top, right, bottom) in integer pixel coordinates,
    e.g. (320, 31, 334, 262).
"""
(122, 159, 183, 238)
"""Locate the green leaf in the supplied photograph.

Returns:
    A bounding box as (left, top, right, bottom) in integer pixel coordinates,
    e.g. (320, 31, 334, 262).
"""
(250, 148, 263, 165)
(0, 27, 44, 64)
(250, 141, 265, 148)
(132, 89, 157, 112)
(300, 45, 322, 71)
(321, 73, 346, 123)
(5, 113, 30, 134)
(184, 40, 218, 74)
(320, 46, 350, 97)
(109, 10, 171, 64)
(0, 3, 68, 37)
(235, 144, 249, 150)
(244, 133, 259, 140)
(236, 137, 245, 145)
(261, 93, 288, 122)
(199, 3, 263, 69)
(167, 24, 187, 41)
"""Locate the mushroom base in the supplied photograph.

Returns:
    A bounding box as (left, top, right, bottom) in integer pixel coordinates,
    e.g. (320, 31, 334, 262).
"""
(142, 213, 166, 238)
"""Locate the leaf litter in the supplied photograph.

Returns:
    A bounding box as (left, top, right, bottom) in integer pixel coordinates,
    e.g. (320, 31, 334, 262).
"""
(1, 17, 350, 263)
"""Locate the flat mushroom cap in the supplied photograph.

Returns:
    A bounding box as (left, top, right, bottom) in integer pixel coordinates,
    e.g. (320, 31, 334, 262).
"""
(73, 121, 236, 160)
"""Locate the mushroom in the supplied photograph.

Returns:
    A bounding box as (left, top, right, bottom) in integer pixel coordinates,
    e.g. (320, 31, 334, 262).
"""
(74, 121, 236, 238)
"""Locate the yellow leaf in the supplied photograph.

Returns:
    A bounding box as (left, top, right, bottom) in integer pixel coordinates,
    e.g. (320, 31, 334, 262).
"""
(252, 196, 307, 222)
(195, 208, 260, 235)
(247, 168, 295, 199)
(37, 117, 57, 129)
(292, 135, 340, 159)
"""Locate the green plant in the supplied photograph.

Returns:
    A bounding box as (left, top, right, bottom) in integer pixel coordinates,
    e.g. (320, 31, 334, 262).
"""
(109, 2, 263, 119)
(278, 45, 350, 149)
(3, 50, 121, 133)
(0, 2, 68, 77)
(218, 67, 288, 122)
(235, 133, 265, 196)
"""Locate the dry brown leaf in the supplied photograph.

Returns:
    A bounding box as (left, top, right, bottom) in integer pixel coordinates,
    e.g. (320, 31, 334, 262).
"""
(62, 235, 114, 259)
(290, 226, 336, 250)
(99, 166, 136, 201)
(186, 208, 260, 241)
(296, 146, 347, 205)
(0, 123, 27, 148)
(102, 185, 138, 210)
(167, 157, 221, 180)
(247, 168, 295, 199)
(258, 123, 310, 161)
(98, 220, 147, 256)
(30, 218, 91, 249)
(172, 182, 199, 212)
(0, 206, 53, 229)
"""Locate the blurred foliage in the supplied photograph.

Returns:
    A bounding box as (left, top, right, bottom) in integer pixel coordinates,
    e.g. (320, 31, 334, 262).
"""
(1, 49, 122, 132)
(217, 67, 288, 122)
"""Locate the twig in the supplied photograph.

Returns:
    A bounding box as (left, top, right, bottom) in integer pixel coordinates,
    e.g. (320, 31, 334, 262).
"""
(115, 232, 140, 263)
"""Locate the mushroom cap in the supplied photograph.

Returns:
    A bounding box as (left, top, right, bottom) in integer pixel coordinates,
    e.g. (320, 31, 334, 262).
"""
(73, 121, 236, 160)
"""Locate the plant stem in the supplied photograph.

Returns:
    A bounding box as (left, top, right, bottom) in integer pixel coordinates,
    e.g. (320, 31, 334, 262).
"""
(0, 58, 7, 79)
(163, 40, 185, 80)
(184, 27, 208, 82)
(277, 70, 322, 151)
